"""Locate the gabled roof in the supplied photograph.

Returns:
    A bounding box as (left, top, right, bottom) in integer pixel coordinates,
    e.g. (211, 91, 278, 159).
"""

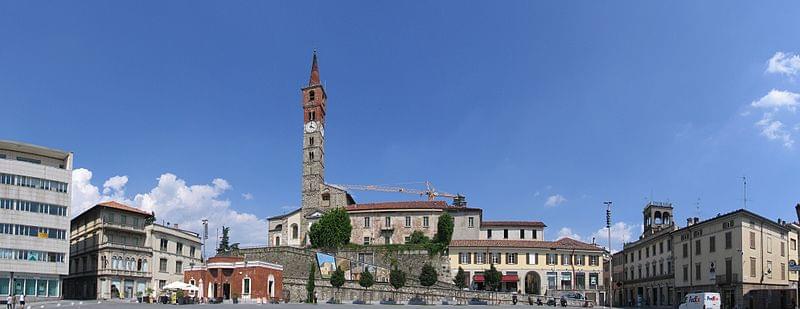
(482, 221, 546, 228)
(97, 201, 152, 216)
(449, 238, 603, 251)
(267, 207, 301, 221)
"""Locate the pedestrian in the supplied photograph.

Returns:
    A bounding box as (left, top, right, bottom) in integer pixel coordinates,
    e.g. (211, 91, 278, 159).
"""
(18, 295, 24, 309)
(5, 295, 12, 309)
(314, 291, 318, 304)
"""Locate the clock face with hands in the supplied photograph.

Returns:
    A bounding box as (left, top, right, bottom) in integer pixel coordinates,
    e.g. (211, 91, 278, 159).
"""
(305, 121, 318, 133)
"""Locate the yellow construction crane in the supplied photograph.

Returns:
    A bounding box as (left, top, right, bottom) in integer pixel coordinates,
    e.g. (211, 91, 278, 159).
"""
(329, 181, 466, 205)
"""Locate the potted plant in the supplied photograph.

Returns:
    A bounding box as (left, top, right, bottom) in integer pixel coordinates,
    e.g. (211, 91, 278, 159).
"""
(136, 291, 143, 303)
(232, 292, 239, 304)
(176, 290, 185, 305)
(144, 288, 154, 303)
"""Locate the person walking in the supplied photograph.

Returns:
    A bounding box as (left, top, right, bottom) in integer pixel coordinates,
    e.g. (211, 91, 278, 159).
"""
(17, 295, 24, 309)
(5, 295, 12, 309)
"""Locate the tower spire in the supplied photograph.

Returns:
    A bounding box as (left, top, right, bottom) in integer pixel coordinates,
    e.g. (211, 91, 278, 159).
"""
(309, 49, 320, 86)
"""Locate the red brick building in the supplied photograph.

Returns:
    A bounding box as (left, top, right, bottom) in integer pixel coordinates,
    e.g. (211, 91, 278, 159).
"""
(184, 256, 283, 302)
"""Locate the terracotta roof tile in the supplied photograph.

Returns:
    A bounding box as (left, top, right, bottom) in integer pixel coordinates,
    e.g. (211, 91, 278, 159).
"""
(97, 201, 152, 216)
(482, 221, 546, 228)
(449, 238, 602, 251)
(345, 201, 451, 211)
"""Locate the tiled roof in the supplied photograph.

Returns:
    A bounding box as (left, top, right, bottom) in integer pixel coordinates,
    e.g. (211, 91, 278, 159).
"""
(345, 201, 452, 211)
(482, 221, 546, 228)
(449, 238, 603, 251)
(97, 201, 152, 216)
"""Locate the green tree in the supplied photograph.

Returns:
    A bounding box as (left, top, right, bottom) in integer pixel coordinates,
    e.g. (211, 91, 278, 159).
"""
(434, 212, 454, 244)
(407, 230, 430, 244)
(484, 264, 502, 304)
(419, 263, 438, 304)
(358, 267, 375, 302)
(389, 266, 407, 301)
(309, 208, 352, 250)
(453, 266, 467, 289)
(306, 263, 316, 303)
(330, 266, 345, 303)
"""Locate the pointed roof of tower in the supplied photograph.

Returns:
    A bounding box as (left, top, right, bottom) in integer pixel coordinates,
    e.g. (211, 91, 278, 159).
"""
(308, 49, 320, 86)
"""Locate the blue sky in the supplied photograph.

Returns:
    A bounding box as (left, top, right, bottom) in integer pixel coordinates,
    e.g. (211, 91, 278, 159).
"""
(3, 1, 800, 251)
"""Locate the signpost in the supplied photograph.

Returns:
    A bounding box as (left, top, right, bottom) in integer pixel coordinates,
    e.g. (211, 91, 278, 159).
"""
(789, 260, 800, 272)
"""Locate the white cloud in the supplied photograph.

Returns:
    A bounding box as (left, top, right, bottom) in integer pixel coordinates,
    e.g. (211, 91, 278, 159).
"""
(751, 89, 800, 112)
(589, 222, 637, 253)
(767, 52, 800, 77)
(756, 113, 794, 148)
(242, 193, 254, 200)
(71, 169, 266, 257)
(556, 227, 582, 241)
(544, 194, 567, 207)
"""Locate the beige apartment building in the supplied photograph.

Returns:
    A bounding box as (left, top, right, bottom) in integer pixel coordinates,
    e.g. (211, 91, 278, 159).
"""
(450, 238, 606, 303)
(673, 209, 798, 309)
(65, 201, 203, 300)
(620, 202, 678, 307)
(145, 223, 202, 296)
(65, 201, 153, 299)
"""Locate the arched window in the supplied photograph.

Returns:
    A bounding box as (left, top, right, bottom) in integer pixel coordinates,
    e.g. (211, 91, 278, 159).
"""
(142, 259, 148, 272)
(291, 224, 299, 239)
(309, 90, 315, 102)
(137, 259, 143, 271)
(275, 236, 281, 246)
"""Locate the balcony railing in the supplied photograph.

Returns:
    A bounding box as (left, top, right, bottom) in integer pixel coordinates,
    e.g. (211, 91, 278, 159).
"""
(715, 273, 739, 285)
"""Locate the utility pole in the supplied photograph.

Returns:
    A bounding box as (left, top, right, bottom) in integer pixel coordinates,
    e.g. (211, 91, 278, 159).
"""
(604, 201, 613, 308)
(201, 219, 209, 262)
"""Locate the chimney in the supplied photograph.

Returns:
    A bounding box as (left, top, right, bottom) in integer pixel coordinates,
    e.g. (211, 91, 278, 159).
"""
(795, 203, 800, 224)
(174, 223, 179, 229)
(687, 218, 694, 227)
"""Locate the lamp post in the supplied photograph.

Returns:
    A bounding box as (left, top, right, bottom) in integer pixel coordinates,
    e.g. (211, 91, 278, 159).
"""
(604, 201, 613, 308)
(202, 219, 209, 262)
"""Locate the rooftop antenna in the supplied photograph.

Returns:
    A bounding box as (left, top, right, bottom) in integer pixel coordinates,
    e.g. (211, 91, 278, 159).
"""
(696, 197, 701, 219)
(742, 176, 748, 210)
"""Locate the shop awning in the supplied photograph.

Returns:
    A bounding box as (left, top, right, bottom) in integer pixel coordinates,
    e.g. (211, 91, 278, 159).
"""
(472, 274, 518, 283)
(501, 275, 519, 282)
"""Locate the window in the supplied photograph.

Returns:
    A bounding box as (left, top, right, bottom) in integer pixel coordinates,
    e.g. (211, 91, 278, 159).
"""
(506, 253, 518, 264)
(490, 252, 501, 264)
(589, 273, 598, 289)
(750, 257, 757, 277)
(468, 217, 474, 228)
(309, 90, 316, 102)
(560, 272, 572, 290)
(487, 229, 492, 239)
(405, 216, 411, 227)
(767, 237, 772, 253)
(160, 239, 168, 251)
(308, 151, 315, 160)
(682, 265, 688, 282)
(190, 246, 196, 258)
(781, 242, 785, 257)
(646, 247, 649, 258)
(695, 239, 701, 255)
(750, 231, 756, 249)
(575, 272, 586, 289)
(309, 137, 315, 146)
(709, 236, 716, 253)
(385, 217, 391, 227)
(660, 241, 664, 254)
(363, 237, 370, 245)
(242, 278, 251, 295)
(695, 263, 701, 280)
(475, 252, 485, 264)
(533, 229, 537, 239)
(589, 255, 599, 266)
(423, 216, 429, 227)
(547, 272, 557, 290)
(176, 243, 183, 255)
(668, 240, 672, 251)
(682, 243, 688, 258)
(781, 263, 786, 280)
(503, 229, 508, 239)
(159, 280, 166, 289)
(404, 236, 410, 243)
(547, 254, 557, 265)
(459, 252, 470, 264)
(291, 224, 299, 239)
(520, 229, 525, 239)
(175, 261, 183, 274)
(364, 217, 370, 228)
(638, 250, 641, 260)
(321, 193, 329, 201)
(792, 239, 797, 250)
(575, 255, 584, 265)
(767, 261, 773, 279)
(725, 232, 732, 249)
(159, 258, 168, 272)
(561, 254, 571, 265)
(526, 253, 531, 264)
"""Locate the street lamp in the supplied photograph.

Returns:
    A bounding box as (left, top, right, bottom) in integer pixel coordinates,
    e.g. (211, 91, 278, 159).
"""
(604, 201, 613, 308)
(202, 219, 209, 262)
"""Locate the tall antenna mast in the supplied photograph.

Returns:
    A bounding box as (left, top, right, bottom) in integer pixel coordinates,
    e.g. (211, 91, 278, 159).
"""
(696, 197, 701, 218)
(742, 176, 748, 209)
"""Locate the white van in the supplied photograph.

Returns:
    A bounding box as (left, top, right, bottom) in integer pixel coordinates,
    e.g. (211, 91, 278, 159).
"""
(678, 292, 721, 309)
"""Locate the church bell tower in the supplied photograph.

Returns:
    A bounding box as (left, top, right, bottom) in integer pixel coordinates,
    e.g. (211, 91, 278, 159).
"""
(301, 51, 327, 215)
